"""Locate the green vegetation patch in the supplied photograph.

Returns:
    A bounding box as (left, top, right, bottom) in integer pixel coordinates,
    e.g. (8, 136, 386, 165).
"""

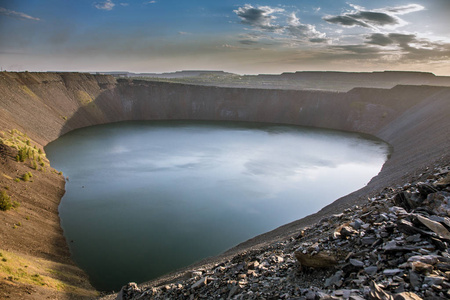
(22, 172, 33, 182)
(0, 191, 13, 211)
(77, 90, 93, 105)
(0, 129, 49, 170)
(19, 85, 39, 100)
(0, 249, 99, 297)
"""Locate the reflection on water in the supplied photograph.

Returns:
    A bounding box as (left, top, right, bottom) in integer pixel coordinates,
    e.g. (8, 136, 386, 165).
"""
(45, 121, 389, 291)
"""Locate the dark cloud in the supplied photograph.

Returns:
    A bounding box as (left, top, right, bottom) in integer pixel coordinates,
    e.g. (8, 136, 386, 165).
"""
(234, 4, 283, 32)
(366, 33, 419, 48)
(323, 15, 369, 27)
(0, 7, 40, 21)
(324, 11, 397, 28)
(360, 33, 450, 62)
(365, 33, 396, 46)
(332, 44, 382, 55)
(239, 39, 259, 45)
(323, 4, 424, 29)
(356, 11, 397, 26)
(309, 38, 328, 44)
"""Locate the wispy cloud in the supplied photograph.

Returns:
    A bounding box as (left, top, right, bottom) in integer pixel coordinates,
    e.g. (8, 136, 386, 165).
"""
(144, 1, 157, 4)
(323, 3, 425, 30)
(94, 0, 115, 11)
(0, 7, 40, 21)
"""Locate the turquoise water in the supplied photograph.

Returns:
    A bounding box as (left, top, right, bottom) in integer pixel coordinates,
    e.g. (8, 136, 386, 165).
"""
(45, 121, 389, 291)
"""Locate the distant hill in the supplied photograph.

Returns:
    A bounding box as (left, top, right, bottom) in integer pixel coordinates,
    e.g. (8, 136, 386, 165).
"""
(97, 70, 233, 79)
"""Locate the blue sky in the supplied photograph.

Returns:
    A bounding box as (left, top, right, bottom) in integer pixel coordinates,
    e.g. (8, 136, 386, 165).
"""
(1, 0, 449, 74)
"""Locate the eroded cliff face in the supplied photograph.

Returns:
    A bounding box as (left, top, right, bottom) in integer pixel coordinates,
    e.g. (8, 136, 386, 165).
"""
(0, 71, 449, 296)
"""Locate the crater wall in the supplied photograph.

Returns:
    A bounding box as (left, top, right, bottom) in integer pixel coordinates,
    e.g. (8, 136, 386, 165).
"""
(0, 71, 449, 290)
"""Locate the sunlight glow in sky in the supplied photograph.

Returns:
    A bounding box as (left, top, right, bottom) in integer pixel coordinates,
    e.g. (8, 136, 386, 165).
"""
(1, 0, 449, 74)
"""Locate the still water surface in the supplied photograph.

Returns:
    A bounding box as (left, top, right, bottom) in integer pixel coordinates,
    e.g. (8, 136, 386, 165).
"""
(45, 121, 389, 291)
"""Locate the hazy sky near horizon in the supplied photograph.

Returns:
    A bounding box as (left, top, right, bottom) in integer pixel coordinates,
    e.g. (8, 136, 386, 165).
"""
(1, 0, 449, 75)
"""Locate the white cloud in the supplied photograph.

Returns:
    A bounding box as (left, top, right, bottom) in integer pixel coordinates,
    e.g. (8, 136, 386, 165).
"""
(94, 0, 115, 11)
(0, 7, 40, 21)
(287, 13, 326, 41)
(384, 4, 425, 15)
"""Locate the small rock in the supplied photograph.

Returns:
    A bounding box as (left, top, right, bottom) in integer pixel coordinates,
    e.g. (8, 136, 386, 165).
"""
(337, 225, 358, 239)
(365, 266, 378, 276)
(407, 255, 438, 265)
(415, 214, 450, 240)
(247, 261, 259, 269)
(191, 277, 208, 289)
(227, 285, 238, 299)
(305, 291, 317, 300)
(116, 282, 141, 300)
(368, 281, 393, 300)
(417, 183, 438, 198)
(350, 296, 365, 300)
(393, 292, 423, 300)
(383, 269, 403, 276)
(436, 261, 450, 271)
(190, 271, 203, 277)
(295, 251, 338, 269)
(350, 259, 365, 268)
(408, 270, 421, 289)
(411, 261, 433, 274)
(423, 275, 445, 286)
(325, 270, 343, 288)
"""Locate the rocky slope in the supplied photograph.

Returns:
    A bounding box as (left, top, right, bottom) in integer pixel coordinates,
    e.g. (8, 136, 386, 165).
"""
(0, 71, 449, 298)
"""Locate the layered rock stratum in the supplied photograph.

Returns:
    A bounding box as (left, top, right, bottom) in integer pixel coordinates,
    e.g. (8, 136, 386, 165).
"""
(0, 71, 449, 299)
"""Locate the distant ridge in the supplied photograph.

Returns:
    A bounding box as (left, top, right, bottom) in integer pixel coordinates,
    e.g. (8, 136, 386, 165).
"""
(257, 71, 450, 87)
(106, 70, 450, 91)
(96, 70, 233, 78)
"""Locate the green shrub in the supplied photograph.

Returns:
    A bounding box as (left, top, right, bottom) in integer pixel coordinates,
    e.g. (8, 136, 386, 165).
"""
(14, 178, 20, 183)
(16, 146, 28, 162)
(0, 191, 12, 211)
(22, 173, 30, 182)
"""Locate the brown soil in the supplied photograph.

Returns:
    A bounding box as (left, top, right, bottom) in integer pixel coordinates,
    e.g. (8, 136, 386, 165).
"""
(0, 143, 97, 299)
